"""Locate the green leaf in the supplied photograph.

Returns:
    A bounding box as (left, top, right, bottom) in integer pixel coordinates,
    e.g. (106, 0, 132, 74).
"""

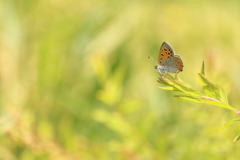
(174, 95, 202, 103)
(200, 61, 205, 75)
(233, 134, 240, 142)
(157, 74, 170, 85)
(158, 75, 181, 91)
(158, 74, 202, 96)
(158, 86, 175, 91)
(219, 118, 240, 131)
(170, 80, 202, 96)
(198, 73, 229, 104)
(175, 95, 235, 111)
(200, 96, 233, 111)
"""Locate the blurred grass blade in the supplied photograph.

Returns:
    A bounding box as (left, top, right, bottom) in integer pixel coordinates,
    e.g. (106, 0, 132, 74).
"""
(233, 134, 240, 142)
(200, 61, 205, 75)
(198, 73, 229, 104)
(219, 118, 240, 131)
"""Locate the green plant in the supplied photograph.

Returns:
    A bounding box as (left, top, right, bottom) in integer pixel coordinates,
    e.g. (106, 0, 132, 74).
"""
(157, 61, 240, 142)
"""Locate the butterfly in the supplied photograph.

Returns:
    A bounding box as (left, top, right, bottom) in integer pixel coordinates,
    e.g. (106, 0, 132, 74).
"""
(150, 41, 184, 73)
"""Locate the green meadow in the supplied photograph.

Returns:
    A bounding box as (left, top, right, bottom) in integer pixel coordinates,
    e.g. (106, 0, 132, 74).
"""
(0, 0, 240, 159)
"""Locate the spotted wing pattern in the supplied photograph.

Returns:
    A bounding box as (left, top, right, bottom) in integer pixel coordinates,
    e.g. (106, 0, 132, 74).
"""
(157, 41, 175, 64)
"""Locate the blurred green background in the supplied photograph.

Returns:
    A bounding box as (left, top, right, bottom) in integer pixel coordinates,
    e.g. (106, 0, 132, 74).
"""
(1, 0, 240, 159)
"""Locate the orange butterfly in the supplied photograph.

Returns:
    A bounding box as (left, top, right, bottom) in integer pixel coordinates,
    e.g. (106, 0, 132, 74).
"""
(149, 41, 184, 73)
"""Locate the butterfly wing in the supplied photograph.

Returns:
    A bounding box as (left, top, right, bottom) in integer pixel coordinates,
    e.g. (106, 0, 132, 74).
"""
(174, 55, 184, 72)
(157, 41, 175, 65)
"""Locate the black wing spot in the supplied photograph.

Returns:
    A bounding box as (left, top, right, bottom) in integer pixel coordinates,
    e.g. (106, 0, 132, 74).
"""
(160, 58, 163, 60)
(163, 48, 167, 51)
(161, 54, 164, 56)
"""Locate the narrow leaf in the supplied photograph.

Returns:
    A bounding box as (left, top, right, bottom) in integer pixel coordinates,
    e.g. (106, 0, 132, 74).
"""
(171, 80, 202, 96)
(198, 73, 229, 104)
(174, 95, 202, 103)
(199, 96, 234, 111)
(157, 76, 181, 92)
(158, 86, 175, 91)
(219, 118, 240, 131)
(158, 75, 202, 96)
(158, 74, 171, 85)
(200, 61, 205, 75)
(233, 134, 240, 142)
(175, 95, 235, 111)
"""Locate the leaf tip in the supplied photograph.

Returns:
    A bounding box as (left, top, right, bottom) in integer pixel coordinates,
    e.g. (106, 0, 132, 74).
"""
(200, 61, 205, 75)
(233, 134, 240, 142)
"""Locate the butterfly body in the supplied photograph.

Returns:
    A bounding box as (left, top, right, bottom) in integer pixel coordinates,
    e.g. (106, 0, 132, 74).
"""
(155, 42, 184, 73)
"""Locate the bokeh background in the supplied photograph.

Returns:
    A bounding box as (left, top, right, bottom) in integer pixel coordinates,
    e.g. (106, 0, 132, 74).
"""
(1, 0, 240, 159)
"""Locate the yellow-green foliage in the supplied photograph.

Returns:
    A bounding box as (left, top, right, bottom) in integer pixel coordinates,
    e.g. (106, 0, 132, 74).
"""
(0, 0, 240, 159)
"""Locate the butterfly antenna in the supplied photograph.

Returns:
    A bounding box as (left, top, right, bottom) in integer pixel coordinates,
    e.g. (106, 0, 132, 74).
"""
(148, 56, 157, 66)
